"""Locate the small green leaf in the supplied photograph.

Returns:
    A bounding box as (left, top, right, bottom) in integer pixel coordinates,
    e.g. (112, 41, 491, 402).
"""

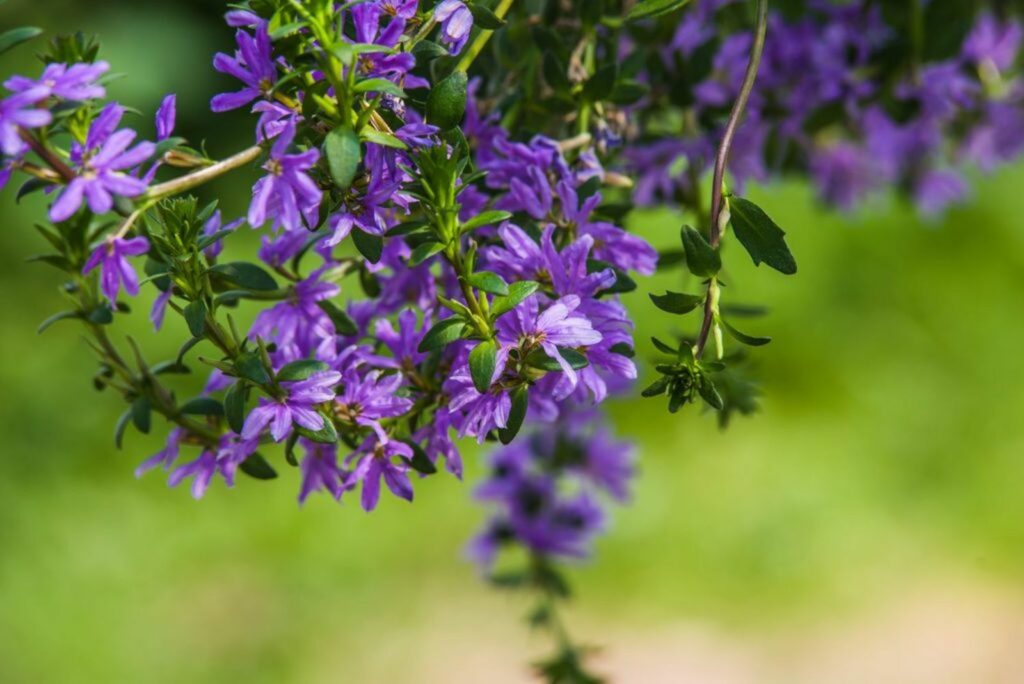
(88, 305, 114, 325)
(728, 197, 797, 275)
(318, 301, 358, 336)
(224, 381, 248, 434)
(324, 125, 361, 190)
(468, 3, 506, 29)
(498, 385, 528, 445)
(114, 409, 131, 449)
(352, 78, 406, 97)
(426, 70, 468, 131)
(403, 442, 438, 475)
(352, 229, 384, 264)
(525, 347, 589, 372)
(461, 210, 511, 233)
(680, 225, 721, 278)
(131, 397, 151, 434)
(469, 340, 498, 393)
(627, 0, 692, 21)
(468, 271, 509, 296)
(360, 129, 408, 149)
(651, 336, 679, 355)
(295, 416, 338, 444)
(408, 240, 445, 266)
(697, 373, 724, 410)
(209, 261, 278, 291)
(277, 359, 330, 382)
(650, 291, 704, 315)
(239, 452, 278, 480)
(642, 376, 671, 398)
(235, 352, 270, 385)
(180, 397, 224, 416)
(184, 300, 207, 337)
(0, 26, 43, 55)
(417, 317, 466, 353)
(37, 310, 83, 334)
(583, 63, 618, 102)
(720, 318, 771, 347)
(491, 281, 539, 319)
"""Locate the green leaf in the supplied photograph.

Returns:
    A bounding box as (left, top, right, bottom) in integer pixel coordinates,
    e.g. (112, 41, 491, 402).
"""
(352, 228, 384, 264)
(277, 359, 329, 382)
(352, 78, 406, 97)
(224, 381, 248, 434)
(498, 385, 528, 445)
(88, 305, 114, 325)
(468, 3, 506, 29)
(697, 373, 724, 410)
(317, 301, 358, 336)
(239, 452, 278, 480)
(583, 63, 618, 102)
(209, 261, 278, 291)
(461, 210, 512, 233)
(468, 271, 509, 296)
(324, 125, 361, 190)
(403, 442, 438, 475)
(131, 397, 151, 434)
(295, 416, 338, 444)
(651, 336, 679, 356)
(408, 240, 445, 266)
(235, 352, 270, 385)
(180, 397, 224, 416)
(627, 0, 693, 21)
(525, 347, 589, 372)
(642, 376, 671, 398)
(360, 129, 408, 149)
(469, 340, 498, 393)
(728, 197, 797, 275)
(650, 291, 704, 315)
(37, 310, 83, 334)
(720, 318, 771, 347)
(0, 26, 42, 55)
(417, 317, 466, 353)
(680, 225, 721, 277)
(491, 281, 539, 319)
(542, 53, 571, 92)
(184, 300, 207, 337)
(114, 409, 131, 449)
(426, 70, 468, 131)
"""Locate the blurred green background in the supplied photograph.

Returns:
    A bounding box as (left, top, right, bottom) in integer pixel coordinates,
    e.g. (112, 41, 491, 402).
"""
(2, 1, 1024, 682)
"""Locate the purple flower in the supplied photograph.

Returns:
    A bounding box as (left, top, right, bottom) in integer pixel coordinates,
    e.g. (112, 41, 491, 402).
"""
(249, 269, 338, 359)
(373, 309, 428, 369)
(298, 442, 348, 504)
(253, 100, 299, 142)
(445, 357, 513, 442)
(135, 428, 185, 478)
(914, 169, 969, 217)
(166, 435, 259, 499)
(248, 121, 322, 232)
(434, 0, 474, 55)
(349, 438, 415, 511)
(0, 87, 52, 156)
(155, 94, 176, 140)
(82, 236, 150, 304)
(241, 370, 341, 442)
(167, 450, 219, 499)
(211, 25, 277, 112)
(5, 61, 109, 101)
(150, 287, 172, 331)
(498, 295, 602, 389)
(333, 369, 413, 440)
(201, 209, 243, 259)
(50, 104, 155, 222)
(964, 13, 1022, 72)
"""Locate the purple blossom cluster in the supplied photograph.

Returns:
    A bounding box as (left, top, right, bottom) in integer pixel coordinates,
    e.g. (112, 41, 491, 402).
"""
(628, 1, 1024, 216)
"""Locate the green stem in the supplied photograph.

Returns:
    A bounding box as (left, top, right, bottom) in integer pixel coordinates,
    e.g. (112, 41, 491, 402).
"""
(454, 0, 516, 73)
(145, 145, 264, 201)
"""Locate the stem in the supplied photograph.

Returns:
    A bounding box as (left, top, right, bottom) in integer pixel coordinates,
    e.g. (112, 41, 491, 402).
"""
(19, 128, 74, 183)
(454, 0, 516, 73)
(145, 145, 263, 201)
(695, 0, 768, 360)
(708, 0, 767, 248)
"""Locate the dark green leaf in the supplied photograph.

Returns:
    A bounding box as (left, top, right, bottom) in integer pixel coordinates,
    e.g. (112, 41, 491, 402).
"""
(180, 397, 224, 416)
(318, 300, 358, 336)
(417, 317, 466, 353)
(224, 381, 248, 434)
(627, 0, 692, 21)
(209, 261, 278, 291)
(720, 318, 771, 347)
(491, 281, 539, 318)
(651, 336, 679, 355)
(498, 385, 528, 445)
(114, 409, 131, 449)
(295, 416, 338, 444)
(583, 63, 618, 102)
(642, 376, 671, 398)
(239, 452, 278, 480)
(469, 340, 498, 393)
(697, 373, 724, 410)
(680, 225, 721, 277)
(131, 397, 151, 434)
(426, 70, 468, 131)
(184, 300, 207, 337)
(728, 197, 797, 275)
(468, 271, 509, 296)
(0, 26, 42, 55)
(37, 310, 83, 334)
(277, 359, 330, 382)
(88, 305, 114, 325)
(468, 3, 506, 29)
(235, 352, 270, 385)
(352, 228, 384, 264)
(525, 347, 589, 372)
(650, 291, 704, 315)
(324, 125, 361, 190)
(403, 442, 438, 475)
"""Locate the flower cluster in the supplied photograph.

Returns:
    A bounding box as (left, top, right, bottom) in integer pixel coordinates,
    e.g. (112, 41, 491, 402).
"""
(627, 0, 1024, 216)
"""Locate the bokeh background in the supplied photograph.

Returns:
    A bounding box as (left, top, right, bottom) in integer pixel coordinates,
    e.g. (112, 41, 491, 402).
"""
(2, 1, 1024, 682)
